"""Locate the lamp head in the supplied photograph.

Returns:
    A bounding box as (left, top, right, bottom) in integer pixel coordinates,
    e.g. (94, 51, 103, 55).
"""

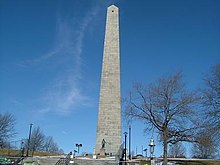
(149, 139, 155, 147)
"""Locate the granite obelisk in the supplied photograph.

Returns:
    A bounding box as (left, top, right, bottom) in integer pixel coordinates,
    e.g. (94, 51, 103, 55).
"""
(95, 5, 121, 155)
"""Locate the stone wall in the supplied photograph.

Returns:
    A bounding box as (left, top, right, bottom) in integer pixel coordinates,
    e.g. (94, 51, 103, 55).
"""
(73, 158, 141, 165)
(73, 159, 117, 165)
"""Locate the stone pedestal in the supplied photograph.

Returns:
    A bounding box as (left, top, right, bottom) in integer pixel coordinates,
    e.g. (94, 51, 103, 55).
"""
(92, 154, 97, 159)
(100, 148, 106, 156)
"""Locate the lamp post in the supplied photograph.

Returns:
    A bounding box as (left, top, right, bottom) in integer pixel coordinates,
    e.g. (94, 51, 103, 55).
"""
(26, 123, 33, 157)
(143, 148, 147, 158)
(124, 132, 128, 164)
(73, 150, 77, 156)
(149, 139, 155, 165)
(128, 126, 131, 160)
(21, 141, 25, 157)
(75, 144, 82, 154)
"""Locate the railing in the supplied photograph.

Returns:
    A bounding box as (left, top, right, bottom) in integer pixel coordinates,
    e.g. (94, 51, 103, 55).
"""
(15, 157, 25, 164)
(55, 152, 72, 165)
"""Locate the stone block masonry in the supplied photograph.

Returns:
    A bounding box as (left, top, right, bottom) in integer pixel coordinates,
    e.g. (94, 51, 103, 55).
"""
(95, 5, 121, 155)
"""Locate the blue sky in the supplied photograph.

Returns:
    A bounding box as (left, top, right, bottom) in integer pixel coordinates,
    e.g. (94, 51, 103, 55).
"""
(0, 0, 220, 157)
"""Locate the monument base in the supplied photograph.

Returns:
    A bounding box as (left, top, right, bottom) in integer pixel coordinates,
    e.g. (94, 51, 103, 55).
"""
(100, 148, 106, 156)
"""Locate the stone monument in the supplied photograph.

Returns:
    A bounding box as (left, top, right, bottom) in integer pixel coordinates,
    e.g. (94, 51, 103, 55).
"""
(95, 5, 121, 156)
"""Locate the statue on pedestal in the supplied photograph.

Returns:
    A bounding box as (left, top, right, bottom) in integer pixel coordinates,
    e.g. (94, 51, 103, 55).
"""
(100, 139, 106, 156)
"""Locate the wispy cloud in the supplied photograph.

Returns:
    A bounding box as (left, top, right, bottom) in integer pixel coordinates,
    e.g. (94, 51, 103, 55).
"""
(29, 4, 101, 115)
(9, 98, 25, 106)
(42, 77, 91, 115)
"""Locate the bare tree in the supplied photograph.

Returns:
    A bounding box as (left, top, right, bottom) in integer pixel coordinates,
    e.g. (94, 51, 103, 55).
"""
(26, 126, 45, 155)
(125, 72, 200, 165)
(192, 130, 217, 159)
(44, 136, 59, 153)
(58, 148, 64, 154)
(0, 113, 16, 148)
(202, 63, 220, 137)
(24, 126, 63, 155)
(169, 142, 186, 158)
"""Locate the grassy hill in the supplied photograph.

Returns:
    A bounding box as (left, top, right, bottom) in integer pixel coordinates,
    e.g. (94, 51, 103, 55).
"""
(1, 150, 219, 165)
(174, 160, 220, 165)
(0, 148, 62, 157)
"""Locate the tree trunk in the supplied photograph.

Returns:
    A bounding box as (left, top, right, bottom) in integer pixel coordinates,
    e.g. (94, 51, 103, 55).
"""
(163, 130, 168, 165)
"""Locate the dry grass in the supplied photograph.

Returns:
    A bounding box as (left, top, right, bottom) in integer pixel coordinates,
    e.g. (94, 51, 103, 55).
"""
(0, 149, 62, 157)
(138, 159, 220, 165)
(176, 160, 220, 165)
